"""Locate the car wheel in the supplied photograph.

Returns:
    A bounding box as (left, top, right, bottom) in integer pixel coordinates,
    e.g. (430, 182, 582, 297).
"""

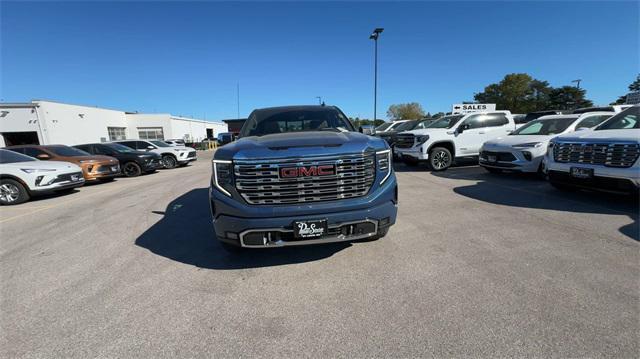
(429, 147, 452, 171)
(123, 162, 143, 177)
(484, 167, 502, 174)
(0, 179, 30, 205)
(162, 155, 177, 169)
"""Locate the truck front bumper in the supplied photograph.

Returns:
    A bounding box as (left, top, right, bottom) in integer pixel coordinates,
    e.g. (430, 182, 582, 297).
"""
(210, 177, 398, 248)
(395, 147, 428, 161)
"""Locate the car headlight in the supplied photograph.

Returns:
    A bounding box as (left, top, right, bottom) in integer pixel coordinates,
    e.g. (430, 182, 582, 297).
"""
(416, 135, 430, 144)
(376, 149, 392, 185)
(212, 159, 233, 197)
(512, 142, 542, 148)
(20, 168, 56, 173)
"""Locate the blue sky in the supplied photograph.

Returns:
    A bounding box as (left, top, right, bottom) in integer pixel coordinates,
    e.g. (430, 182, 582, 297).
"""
(1, 1, 638, 121)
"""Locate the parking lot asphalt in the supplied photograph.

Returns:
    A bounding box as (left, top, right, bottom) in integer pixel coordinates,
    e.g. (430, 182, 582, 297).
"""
(1, 150, 638, 358)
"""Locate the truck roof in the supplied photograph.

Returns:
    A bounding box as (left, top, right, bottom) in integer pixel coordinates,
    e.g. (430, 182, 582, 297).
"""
(252, 105, 337, 114)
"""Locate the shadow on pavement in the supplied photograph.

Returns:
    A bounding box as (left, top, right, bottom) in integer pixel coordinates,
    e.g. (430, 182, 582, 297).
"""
(135, 188, 350, 269)
(434, 168, 639, 241)
(392, 157, 478, 173)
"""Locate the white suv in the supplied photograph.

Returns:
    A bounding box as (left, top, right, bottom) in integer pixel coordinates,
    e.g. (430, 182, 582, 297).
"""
(480, 112, 614, 173)
(546, 106, 639, 194)
(114, 140, 197, 168)
(394, 111, 515, 170)
(0, 149, 85, 205)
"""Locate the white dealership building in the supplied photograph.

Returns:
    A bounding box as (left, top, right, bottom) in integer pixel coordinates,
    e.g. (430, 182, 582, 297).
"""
(0, 100, 228, 147)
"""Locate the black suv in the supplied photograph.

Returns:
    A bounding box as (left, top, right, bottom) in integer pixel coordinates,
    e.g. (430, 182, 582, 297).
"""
(73, 142, 162, 177)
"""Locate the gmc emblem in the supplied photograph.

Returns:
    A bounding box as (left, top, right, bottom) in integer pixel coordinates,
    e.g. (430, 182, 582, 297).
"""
(279, 165, 336, 178)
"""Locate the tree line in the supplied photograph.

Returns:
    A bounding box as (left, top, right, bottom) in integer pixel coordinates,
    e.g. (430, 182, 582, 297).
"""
(371, 73, 639, 122)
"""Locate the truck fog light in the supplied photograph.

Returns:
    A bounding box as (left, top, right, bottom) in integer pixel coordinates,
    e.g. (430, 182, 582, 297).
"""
(35, 176, 44, 186)
(226, 232, 239, 240)
(523, 151, 532, 161)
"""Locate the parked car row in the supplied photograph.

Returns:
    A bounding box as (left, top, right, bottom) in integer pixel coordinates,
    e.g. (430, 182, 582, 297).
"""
(387, 105, 639, 194)
(0, 139, 198, 205)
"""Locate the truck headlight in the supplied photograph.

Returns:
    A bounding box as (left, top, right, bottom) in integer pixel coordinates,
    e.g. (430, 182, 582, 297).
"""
(212, 159, 233, 197)
(416, 135, 430, 145)
(20, 168, 56, 173)
(376, 149, 392, 185)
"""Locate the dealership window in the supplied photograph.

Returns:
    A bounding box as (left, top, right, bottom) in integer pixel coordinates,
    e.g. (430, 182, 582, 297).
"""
(107, 127, 127, 141)
(137, 127, 164, 140)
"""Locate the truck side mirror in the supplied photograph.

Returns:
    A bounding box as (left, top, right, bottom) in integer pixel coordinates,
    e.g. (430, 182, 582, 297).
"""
(358, 127, 364, 133)
(458, 124, 469, 133)
(146, 146, 155, 150)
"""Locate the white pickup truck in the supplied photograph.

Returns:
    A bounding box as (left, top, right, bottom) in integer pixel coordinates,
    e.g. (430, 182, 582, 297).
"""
(394, 111, 515, 170)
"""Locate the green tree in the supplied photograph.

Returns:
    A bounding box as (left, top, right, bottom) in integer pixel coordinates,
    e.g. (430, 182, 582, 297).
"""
(611, 74, 640, 105)
(386, 102, 426, 120)
(548, 86, 594, 110)
(474, 73, 552, 113)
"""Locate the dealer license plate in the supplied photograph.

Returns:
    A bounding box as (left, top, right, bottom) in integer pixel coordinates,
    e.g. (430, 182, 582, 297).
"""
(487, 155, 497, 163)
(293, 219, 328, 239)
(111, 166, 119, 172)
(71, 174, 80, 181)
(570, 167, 593, 179)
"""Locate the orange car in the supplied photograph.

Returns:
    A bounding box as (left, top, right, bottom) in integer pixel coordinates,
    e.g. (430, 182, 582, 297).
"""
(6, 145, 121, 182)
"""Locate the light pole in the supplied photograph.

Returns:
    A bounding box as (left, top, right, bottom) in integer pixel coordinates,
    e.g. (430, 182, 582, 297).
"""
(571, 79, 582, 109)
(370, 28, 384, 122)
(316, 96, 322, 105)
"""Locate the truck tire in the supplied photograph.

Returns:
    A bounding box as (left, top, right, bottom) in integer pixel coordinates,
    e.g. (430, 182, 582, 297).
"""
(162, 155, 177, 169)
(429, 147, 452, 171)
(0, 179, 30, 205)
(123, 162, 142, 177)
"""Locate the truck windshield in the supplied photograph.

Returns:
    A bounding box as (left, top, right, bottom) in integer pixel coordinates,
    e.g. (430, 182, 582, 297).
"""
(428, 115, 464, 129)
(240, 108, 355, 137)
(376, 122, 393, 131)
(0, 149, 37, 163)
(511, 117, 576, 135)
(595, 107, 639, 130)
(48, 145, 91, 157)
(393, 121, 417, 132)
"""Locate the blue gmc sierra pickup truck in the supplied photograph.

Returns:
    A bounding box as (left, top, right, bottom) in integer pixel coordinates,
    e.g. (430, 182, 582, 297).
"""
(209, 105, 398, 250)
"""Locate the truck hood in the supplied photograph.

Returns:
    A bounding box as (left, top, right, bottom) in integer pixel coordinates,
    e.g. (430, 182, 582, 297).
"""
(484, 134, 553, 147)
(215, 131, 387, 161)
(403, 128, 451, 136)
(553, 129, 640, 143)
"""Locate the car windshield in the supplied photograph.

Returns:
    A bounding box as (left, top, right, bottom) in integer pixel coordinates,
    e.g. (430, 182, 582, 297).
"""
(240, 108, 354, 137)
(0, 149, 37, 163)
(511, 117, 577, 135)
(428, 115, 465, 129)
(150, 140, 171, 147)
(376, 122, 393, 131)
(106, 143, 136, 153)
(48, 145, 91, 157)
(595, 107, 639, 130)
(394, 121, 417, 132)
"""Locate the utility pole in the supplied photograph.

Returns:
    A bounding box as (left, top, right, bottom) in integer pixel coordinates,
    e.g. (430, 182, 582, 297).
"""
(370, 28, 384, 122)
(237, 82, 240, 119)
(572, 79, 582, 89)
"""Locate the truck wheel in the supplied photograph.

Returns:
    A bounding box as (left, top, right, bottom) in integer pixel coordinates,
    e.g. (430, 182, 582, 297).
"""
(123, 162, 142, 177)
(429, 147, 452, 171)
(0, 179, 30, 205)
(162, 155, 177, 169)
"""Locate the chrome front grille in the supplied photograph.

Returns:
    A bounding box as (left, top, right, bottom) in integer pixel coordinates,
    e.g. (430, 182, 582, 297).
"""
(553, 141, 640, 168)
(395, 134, 415, 148)
(234, 153, 376, 205)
